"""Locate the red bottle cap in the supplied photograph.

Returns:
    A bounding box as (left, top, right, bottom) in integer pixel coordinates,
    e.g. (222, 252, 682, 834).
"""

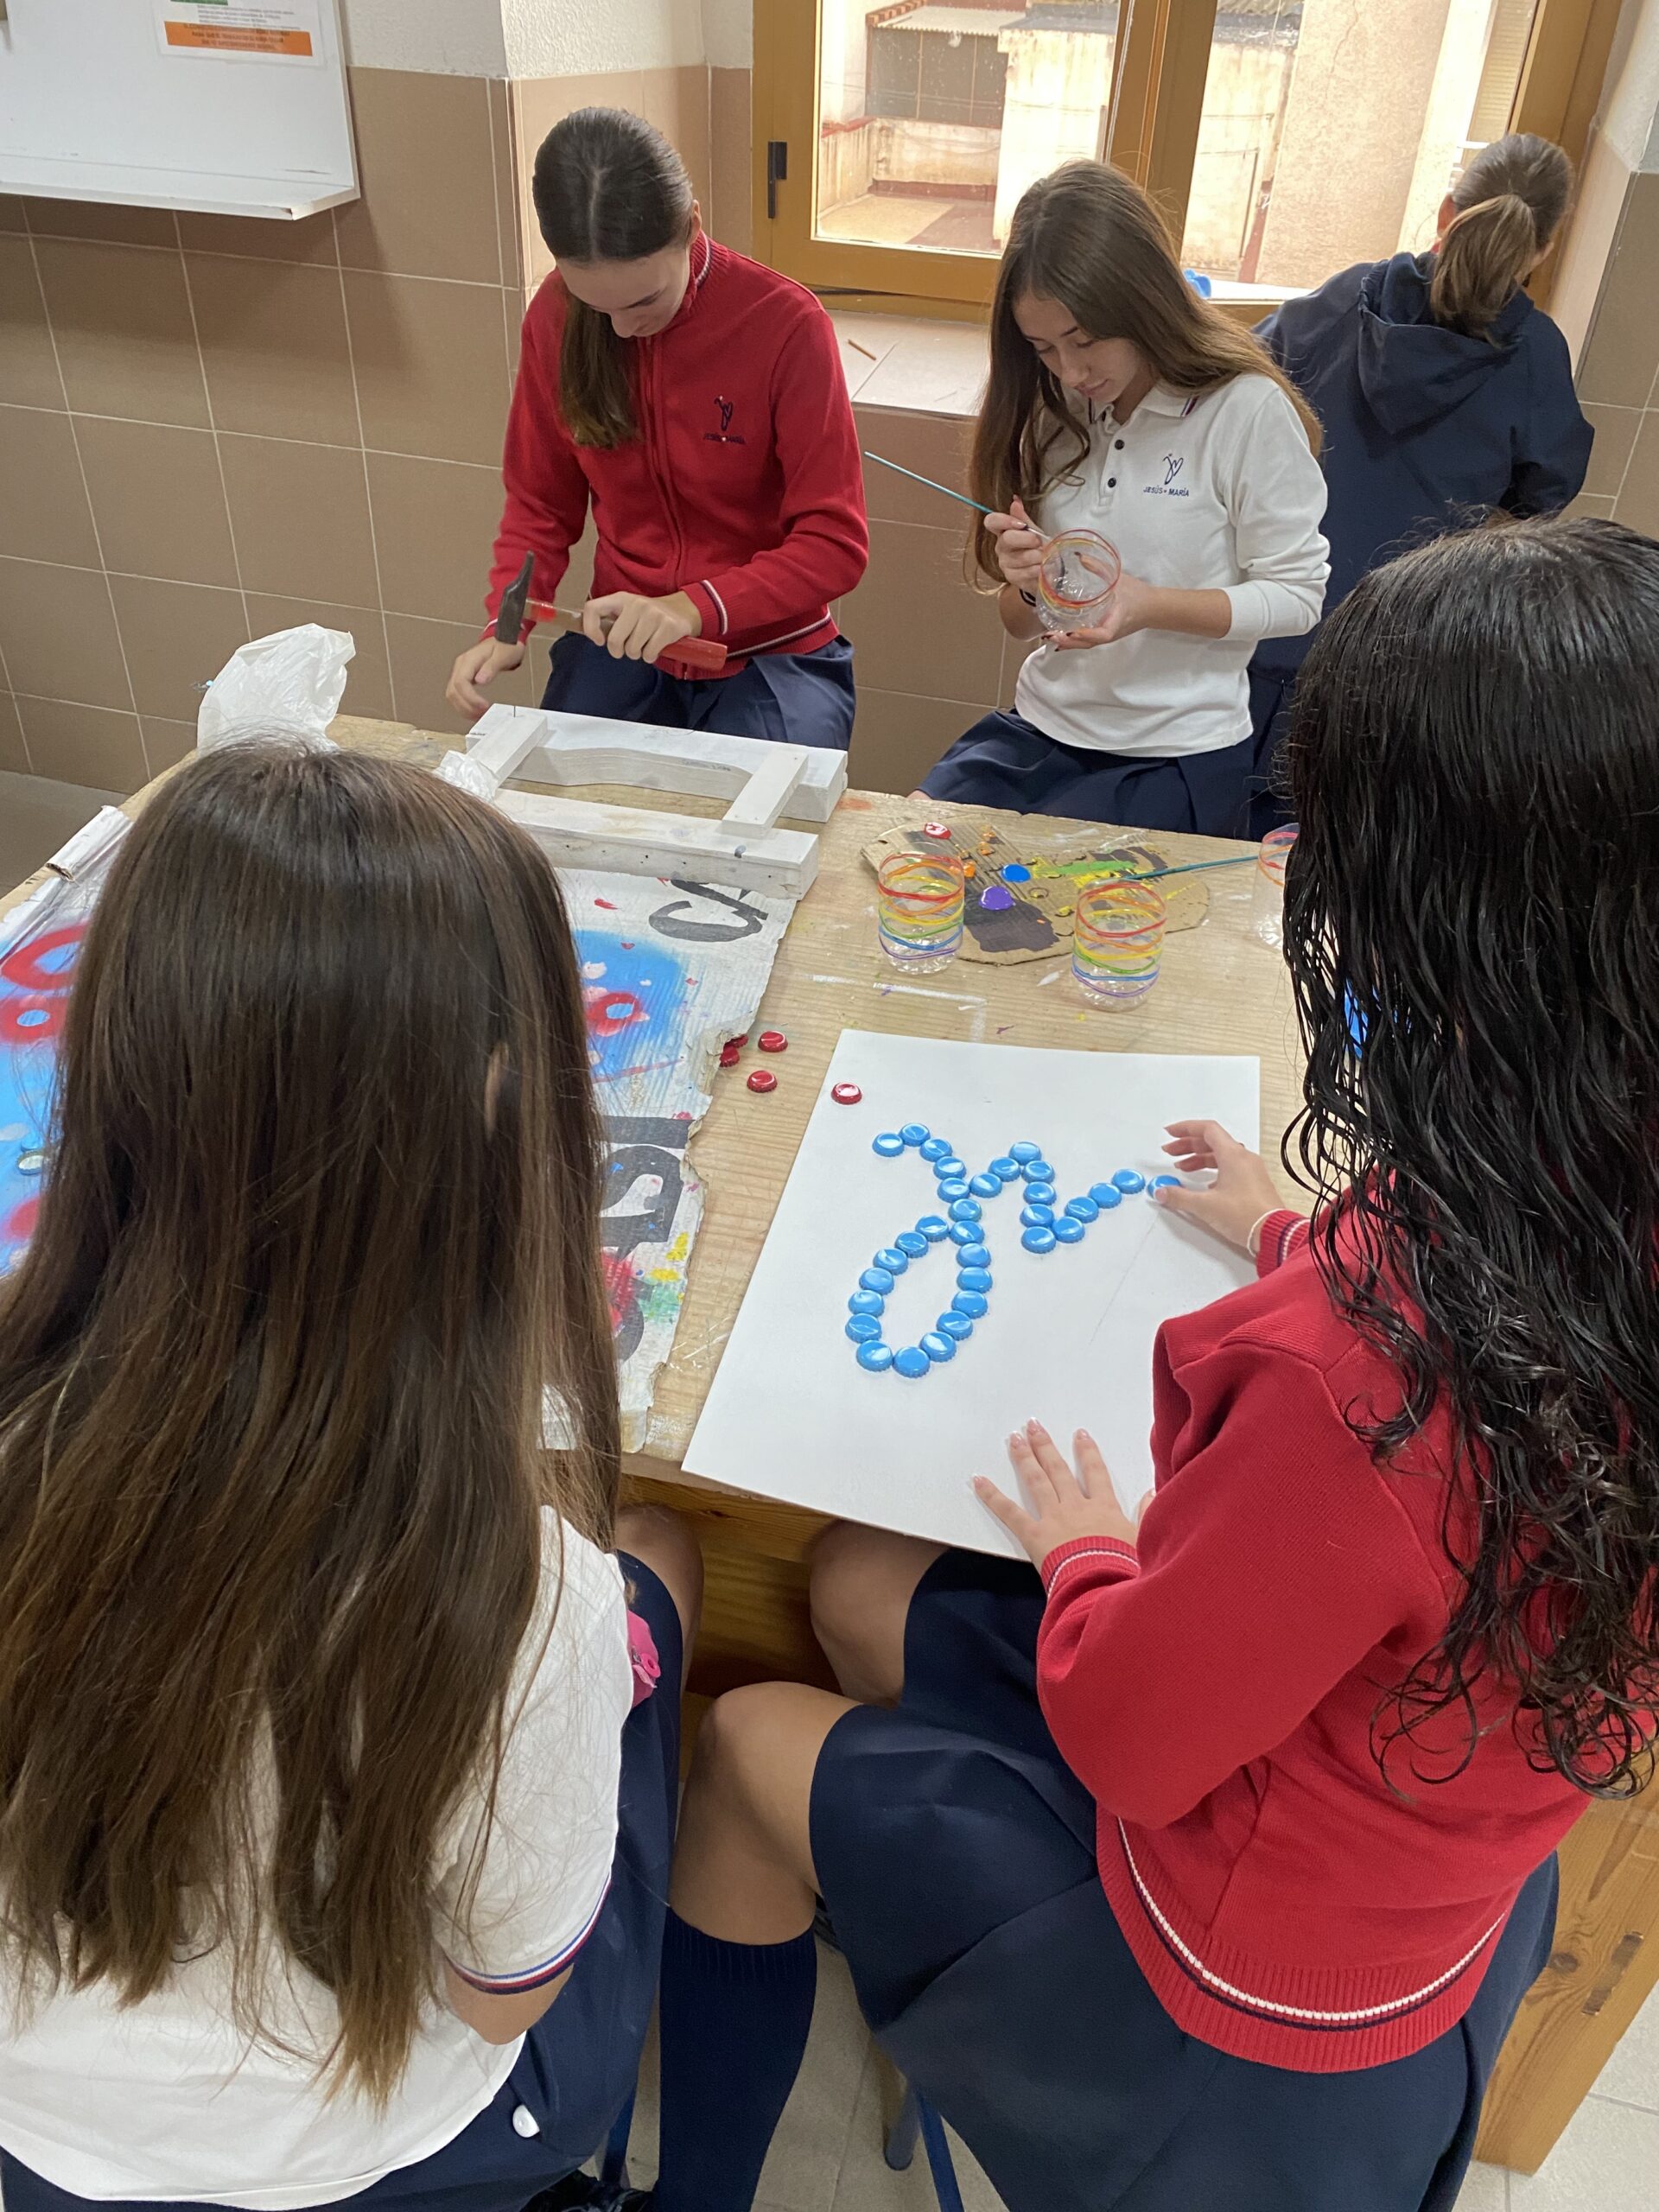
(921, 821, 950, 841)
(747, 1070, 778, 1094)
(831, 1082, 863, 1105)
(719, 1041, 741, 1068)
(758, 1028, 788, 1053)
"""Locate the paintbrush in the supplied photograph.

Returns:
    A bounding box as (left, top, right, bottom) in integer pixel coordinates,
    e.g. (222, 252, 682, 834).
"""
(862, 451, 994, 516)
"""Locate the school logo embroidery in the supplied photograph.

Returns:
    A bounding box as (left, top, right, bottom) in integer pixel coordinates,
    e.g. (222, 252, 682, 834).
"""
(1143, 451, 1189, 497)
(704, 395, 746, 445)
(1163, 453, 1184, 487)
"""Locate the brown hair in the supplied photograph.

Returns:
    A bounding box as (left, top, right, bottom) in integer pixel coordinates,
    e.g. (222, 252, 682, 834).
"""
(0, 742, 619, 2101)
(532, 106, 696, 448)
(1430, 132, 1573, 340)
(969, 161, 1320, 585)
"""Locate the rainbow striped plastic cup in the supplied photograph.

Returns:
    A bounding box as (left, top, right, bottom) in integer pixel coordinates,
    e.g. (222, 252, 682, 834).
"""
(1071, 878, 1166, 1009)
(877, 850, 964, 975)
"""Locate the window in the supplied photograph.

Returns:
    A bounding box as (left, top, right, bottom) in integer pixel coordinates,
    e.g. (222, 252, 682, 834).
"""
(753, 0, 1620, 313)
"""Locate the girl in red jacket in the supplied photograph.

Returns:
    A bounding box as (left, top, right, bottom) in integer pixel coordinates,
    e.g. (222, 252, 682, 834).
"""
(448, 109, 868, 748)
(640, 517, 1659, 2212)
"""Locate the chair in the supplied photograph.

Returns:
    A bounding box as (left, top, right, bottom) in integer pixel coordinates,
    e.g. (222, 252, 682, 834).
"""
(885, 2082, 967, 2212)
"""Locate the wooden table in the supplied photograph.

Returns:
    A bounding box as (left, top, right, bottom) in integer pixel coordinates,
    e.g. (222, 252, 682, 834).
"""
(5, 715, 1652, 2174)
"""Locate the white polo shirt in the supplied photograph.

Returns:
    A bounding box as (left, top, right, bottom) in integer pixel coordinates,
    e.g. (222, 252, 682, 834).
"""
(1014, 373, 1329, 759)
(0, 1516, 634, 2209)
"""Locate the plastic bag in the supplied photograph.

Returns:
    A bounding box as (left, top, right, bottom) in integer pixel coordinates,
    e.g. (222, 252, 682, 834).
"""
(196, 625, 353, 753)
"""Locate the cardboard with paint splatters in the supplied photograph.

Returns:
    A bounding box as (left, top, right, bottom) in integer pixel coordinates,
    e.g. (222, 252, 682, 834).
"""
(859, 821, 1209, 963)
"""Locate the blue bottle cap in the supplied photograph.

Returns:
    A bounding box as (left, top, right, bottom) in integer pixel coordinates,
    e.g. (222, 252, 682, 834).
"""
(1009, 1141, 1039, 1163)
(948, 1220, 980, 1246)
(933, 1156, 966, 1181)
(919, 1136, 951, 1161)
(951, 1289, 989, 1319)
(938, 1179, 970, 1202)
(989, 1157, 1021, 1181)
(1022, 1160, 1054, 1184)
(916, 1215, 950, 1241)
(1052, 1216, 1086, 1244)
(1065, 1195, 1099, 1222)
(957, 1267, 993, 1294)
(1021, 1225, 1058, 1255)
(860, 1266, 895, 1294)
(1020, 1205, 1054, 1229)
(920, 1332, 956, 1363)
(893, 1345, 932, 1379)
(894, 1230, 930, 1258)
(1112, 1168, 1146, 1193)
(846, 1314, 883, 1342)
(1024, 1182, 1057, 1207)
(849, 1289, 885, 1316)
(966, 1173, 999, 1198)
(1089, 1182, 1124, 1210)
(875, 1247, 909, 1274)
(956, 1243, 990, 1268)
(873, 1133, 906, 1157)
(1150, 1173, 1182, 1191)
(948, 1197, 982, 1222)
(936, 1312, 974, 1340)
(900, 1122, 931, 1146)
(856, 1342, 895, 1372)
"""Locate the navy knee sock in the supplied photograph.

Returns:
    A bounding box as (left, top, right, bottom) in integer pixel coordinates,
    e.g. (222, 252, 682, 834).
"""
(652, 1910, 817, 2212)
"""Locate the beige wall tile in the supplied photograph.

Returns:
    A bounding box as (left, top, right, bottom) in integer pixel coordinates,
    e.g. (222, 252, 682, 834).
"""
(0, 198, 26, 236)
(1549, 126, 1633, 369)
(855, 322, 988, 417)
(243, 596, 396, 720)
(76, 416, 238, 587)
(1568, 491, 1616, 518)
(512, 75, 647, 288)
(0, 407, 100, 567)
(489, 79, 523, 295)
(15, 696, 147, 791)
(0, 692, 29, 774)
(710, 70, 753, 257)
(855, 405, 977, 527)
(840, 520, 1001, 701)
(0, 238, 65, 412)
(1581, 404, 1640, 501)
(1613, 410, 1659, 537)
(23, 200, 177, 250)
(336, 68, 502, 285)
(176, 209, 338, 264)
(385, 611, 539, 732)
(109, 575, 250, 719)
(639, 67, 711, 216)
(342, 270, 510, 466)
(366, 452, 505, 622)
(0, 558, 131, 711)
(1577, 173, 1659, 410)
(34, 238, 210, 429)
(138, 717, 198, 772)
(219, 435, 378, 606)
(187, 255, 360, 447)
(849, 684, 988, 796)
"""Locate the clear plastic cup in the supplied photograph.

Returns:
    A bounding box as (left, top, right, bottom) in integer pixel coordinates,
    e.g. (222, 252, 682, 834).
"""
(1036, 529, 1122, 632)
(1250, 825, 1298, 949)
(877, 850, 964, 975)
(1071, 878, 1166, 1009)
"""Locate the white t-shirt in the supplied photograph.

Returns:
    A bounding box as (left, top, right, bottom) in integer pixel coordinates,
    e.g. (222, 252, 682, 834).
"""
(0, 1516, 634, 2209)
(1014, 373, 1330, 759)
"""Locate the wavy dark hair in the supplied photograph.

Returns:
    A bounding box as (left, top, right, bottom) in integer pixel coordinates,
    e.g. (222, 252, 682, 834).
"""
(1283, 515, 1659, 1797)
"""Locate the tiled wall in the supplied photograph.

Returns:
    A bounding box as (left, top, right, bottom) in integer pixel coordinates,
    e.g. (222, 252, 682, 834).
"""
(0, 60, 742, 795)
(1562, 165, 1659, 534)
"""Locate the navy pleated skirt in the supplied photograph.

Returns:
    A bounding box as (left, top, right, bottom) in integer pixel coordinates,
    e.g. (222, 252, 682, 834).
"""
(810, 1549, 1556, 2212)
(0, 1555, 683, 2212)
(920, 709, 1255, 837)
(541, 630, 855, 752)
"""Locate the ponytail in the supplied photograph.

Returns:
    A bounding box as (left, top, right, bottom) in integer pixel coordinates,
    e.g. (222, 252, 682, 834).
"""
(531, 108, 696, 448)
(1429, 132, 1573, 340)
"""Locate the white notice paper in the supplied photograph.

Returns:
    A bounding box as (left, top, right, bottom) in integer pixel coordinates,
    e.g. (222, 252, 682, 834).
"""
(686, 1031, 1260, 1555)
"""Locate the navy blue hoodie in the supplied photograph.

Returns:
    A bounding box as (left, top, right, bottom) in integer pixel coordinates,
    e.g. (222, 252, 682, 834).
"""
(1251, 251, 1592, 681)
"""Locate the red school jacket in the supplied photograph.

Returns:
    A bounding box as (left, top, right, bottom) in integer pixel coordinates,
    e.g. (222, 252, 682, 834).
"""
(1035, 1211, 1589, 2073)
(485, 234, 869, 671)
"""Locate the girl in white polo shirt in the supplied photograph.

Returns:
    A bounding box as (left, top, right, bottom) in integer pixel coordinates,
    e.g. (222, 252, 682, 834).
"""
(0, 742, 699, 2212)
(922, 160, 1329, 837)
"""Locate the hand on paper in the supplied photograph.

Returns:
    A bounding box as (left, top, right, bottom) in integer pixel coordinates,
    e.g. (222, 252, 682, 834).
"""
(987, 498, 1046, 592)
(447, 638, 526, 721)
(1155, 1121, 1285, 1254)
(583, 591, 702, 664)
(974, 1420, 1140, 1567)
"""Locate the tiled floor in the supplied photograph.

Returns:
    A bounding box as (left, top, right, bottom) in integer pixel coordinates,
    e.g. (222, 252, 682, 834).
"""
(0, 769, 124, 895)
(622, 1945, 1659, 2211)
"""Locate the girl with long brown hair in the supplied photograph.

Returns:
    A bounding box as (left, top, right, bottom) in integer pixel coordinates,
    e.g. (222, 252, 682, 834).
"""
(919, 159, 1329, 837)
(448, 107, 868, 752)
(1247, 130, 1591, 833)
(0, 742, 700, 2212)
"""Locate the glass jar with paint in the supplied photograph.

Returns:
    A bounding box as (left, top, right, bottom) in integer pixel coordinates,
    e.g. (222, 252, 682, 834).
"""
(877, 850, 964, 975)
(1036, 530, 1122, 632)
(1249, 824, 1298, 949)
(1071, 878, 1166, 1010)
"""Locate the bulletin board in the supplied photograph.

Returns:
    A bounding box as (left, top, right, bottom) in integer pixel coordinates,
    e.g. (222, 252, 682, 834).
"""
(0, 1, 357, 220)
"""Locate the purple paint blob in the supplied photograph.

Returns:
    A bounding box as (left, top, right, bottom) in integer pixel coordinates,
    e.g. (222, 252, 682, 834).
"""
(981, 883, 1014, 911)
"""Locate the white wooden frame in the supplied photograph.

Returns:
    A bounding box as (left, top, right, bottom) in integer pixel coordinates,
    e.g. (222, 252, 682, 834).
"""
(435, 706, 845, 898)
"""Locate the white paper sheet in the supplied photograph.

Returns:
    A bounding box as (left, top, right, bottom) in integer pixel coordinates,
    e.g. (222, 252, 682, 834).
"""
(685, 1031, 1260, 1555)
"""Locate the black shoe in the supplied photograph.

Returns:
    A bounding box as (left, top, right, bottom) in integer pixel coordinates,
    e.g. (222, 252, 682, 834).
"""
(522, 2177, 607, 2212)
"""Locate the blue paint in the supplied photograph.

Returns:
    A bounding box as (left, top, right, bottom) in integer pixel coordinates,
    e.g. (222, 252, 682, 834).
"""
(1001, 863, 1032, 883)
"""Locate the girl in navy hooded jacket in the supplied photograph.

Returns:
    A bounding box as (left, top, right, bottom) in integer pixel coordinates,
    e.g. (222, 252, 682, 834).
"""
(1248, 133, 1592, 827)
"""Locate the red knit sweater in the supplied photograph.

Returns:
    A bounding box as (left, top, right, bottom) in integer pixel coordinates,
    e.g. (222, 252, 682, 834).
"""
(486, 235, 868, 671)
(1037, 1211, 1586, 2072)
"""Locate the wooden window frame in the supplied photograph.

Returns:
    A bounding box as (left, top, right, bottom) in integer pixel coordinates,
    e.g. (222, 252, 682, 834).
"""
(752, 0, 1621, 321)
